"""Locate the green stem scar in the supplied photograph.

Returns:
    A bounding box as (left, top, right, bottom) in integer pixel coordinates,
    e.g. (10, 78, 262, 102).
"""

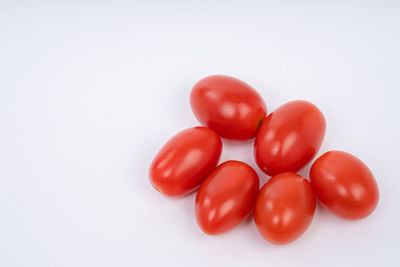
(257, 118, 264, 128)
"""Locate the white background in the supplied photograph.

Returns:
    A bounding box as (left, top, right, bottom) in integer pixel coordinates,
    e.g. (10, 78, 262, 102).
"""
(1, 1, 399, 266)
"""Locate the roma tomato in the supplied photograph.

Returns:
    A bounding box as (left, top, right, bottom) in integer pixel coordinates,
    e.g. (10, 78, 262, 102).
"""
(254, 100, 326, 176)
(310, 151, 379, 220)
(254, 172, 316, 245)
(149, 127, 222, 197)
(195, 160, 259, 235)
(190, 75, 266, 141)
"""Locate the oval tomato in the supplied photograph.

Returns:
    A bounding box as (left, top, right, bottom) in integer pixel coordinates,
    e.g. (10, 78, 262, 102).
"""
(254, 100, 326, 176)
(149, 127, 222, 197)
(310, 150, 379, 220)
(195, 160, 259, 235)
(190, 75, 266, 141)
(254, 172, 316, 245)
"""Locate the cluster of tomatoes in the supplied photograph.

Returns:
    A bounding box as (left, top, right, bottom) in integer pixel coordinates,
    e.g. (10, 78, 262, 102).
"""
(149, 75, 379, 245)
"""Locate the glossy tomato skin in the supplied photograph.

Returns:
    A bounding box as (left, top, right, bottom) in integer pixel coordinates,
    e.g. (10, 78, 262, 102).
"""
(190, 75, 266, 141)
(149, 127, 222, 197)
(254, 100, 326, 176)
(195, 160, 259, 235)
(310, 151, 379, 220)
(254, 172, 316, 245)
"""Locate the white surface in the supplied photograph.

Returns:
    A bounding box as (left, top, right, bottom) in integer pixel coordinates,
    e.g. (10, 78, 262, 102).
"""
(1, 1, 399, 266)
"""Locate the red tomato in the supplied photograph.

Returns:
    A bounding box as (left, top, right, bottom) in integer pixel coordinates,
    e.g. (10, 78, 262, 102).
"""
(190, 75, 266, 141)
(254, 172, 316, 244)
(310, 151, 379, 220)
(195, 160, 259, 235)
(149, 127, 222, 197)
(254, 100, 326, 176)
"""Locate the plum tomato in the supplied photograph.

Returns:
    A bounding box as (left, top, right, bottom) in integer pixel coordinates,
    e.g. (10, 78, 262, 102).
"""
(195, 160, 259, 235)
(310, 150, 379, 220)
(254, 100, 326, 176)
(190, 75, 266, 141)
(149, 127, 222, 197)
(254, 172, 316, 245)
